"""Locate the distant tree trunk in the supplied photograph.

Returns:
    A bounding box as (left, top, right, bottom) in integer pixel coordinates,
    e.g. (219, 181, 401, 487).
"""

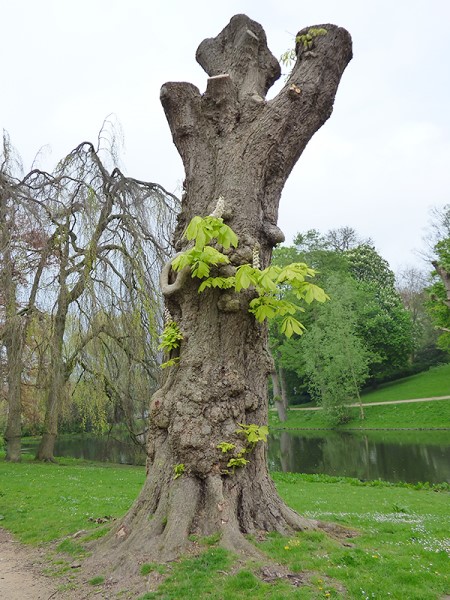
(279, 366, 289, 412)
(1, 177, 23, 462)
(432, 261, 450, 308)
(272, 368, 286, 422)
(95, 14, 352, 568)
(35, 297, 68, 461)
(36, 219, 72, 461)
(4, 313, 23, 462)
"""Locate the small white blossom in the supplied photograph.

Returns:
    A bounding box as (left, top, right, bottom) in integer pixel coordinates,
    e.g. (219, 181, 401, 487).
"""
(210, 196, 225, 218)
(252, 246, 261, 270)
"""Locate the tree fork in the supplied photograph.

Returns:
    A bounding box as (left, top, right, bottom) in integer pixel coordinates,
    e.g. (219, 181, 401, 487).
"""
(92, 14, 352, 571)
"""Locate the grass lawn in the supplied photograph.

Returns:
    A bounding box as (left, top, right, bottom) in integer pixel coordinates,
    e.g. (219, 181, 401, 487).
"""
(0, 456, 448, 599)
(270, 398, 450, 430)
(360, 363, 450, 404)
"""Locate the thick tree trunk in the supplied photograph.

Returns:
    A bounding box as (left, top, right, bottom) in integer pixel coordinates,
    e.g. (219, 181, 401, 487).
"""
(95, 14, 352, 570)
(272, 368, 287, 422)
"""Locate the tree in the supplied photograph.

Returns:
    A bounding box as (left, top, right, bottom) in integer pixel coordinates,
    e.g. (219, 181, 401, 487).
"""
(396, 267, 446, 368)
(427, 205, 450, 352)
(269, 234, 414, 407)
(0, 134, 177, 462)
(345, 244, 414, 382)
(93, 14, 352, 570)
(0, 133, 48, 461)
(29, 142, 176, 461)
(301, 276, 371, 423)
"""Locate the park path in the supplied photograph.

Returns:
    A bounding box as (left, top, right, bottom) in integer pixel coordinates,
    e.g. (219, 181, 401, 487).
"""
(289, 395, 450, 411)
(0, 528, 56, 600)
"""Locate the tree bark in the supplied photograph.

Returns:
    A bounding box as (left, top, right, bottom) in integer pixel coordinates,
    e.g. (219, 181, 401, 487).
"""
(272, 368, 287, 422)
(279, 366, 289, 412)
(1, 177, 23, 462)
(432, 261, 450, 308)
(4, 314, 23, 462)
(95, 14, 352, 569)
(35, 298, 68, 461)
(35, 224, 71, 462)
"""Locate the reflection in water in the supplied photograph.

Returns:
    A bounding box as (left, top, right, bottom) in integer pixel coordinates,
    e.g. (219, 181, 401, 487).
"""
(268, 430, 450, 484)
(22, 430, 450, 484)
(22, 435, 147, 466)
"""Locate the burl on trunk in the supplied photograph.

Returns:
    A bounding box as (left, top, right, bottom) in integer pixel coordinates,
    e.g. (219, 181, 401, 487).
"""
(99, 14, 352, 565)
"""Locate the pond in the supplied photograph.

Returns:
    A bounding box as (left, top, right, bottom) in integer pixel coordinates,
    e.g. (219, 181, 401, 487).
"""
(22, 429, 450, 484)
(268, 429, 450, 485)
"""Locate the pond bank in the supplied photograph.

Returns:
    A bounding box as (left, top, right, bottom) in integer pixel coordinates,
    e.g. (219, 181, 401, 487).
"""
(269, 397, 450, 430)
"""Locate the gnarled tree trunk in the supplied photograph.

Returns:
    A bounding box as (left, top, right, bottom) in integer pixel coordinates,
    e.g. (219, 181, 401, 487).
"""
(97, 14, 352, 567)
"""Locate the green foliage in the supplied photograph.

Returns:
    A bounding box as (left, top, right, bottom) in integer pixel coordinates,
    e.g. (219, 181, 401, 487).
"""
(158, 320, 183, 353)
(426, 226, 450, 352)
(217, 424, 269, 475)
(270, 234, 416, 408)
(296, 28, 328, 50)
(236, 423, 269, 444)
(88, 576, 105, 586)
(198, 276, 235, 293)
(185, 215, 238, 251)
(173, 216, 327, 339)
(279, 48, 296, 67)
(172, 246, 230, 279)
(280, 28, 327, 67)
(216, 442, 236, 453)
(234, 261, 327, 336)
(161, 357, 180, 369)
(301, 276, 372, 424)
(226, 456, 249, 469)
(173, 463, 185, 480)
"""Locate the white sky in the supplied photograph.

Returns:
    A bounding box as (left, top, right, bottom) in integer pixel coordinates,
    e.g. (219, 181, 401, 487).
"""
(1, 0, 449, 272)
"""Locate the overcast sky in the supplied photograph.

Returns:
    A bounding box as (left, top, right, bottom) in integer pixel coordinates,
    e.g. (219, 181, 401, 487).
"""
(1, 0, 449, 272)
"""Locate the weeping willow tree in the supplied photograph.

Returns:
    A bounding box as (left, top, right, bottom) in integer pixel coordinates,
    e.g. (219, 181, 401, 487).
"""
(31, 140, 178, 461)
(66, 223, 167, 442)
(0, 133, 48, 461)
(0, 128, 178, 461)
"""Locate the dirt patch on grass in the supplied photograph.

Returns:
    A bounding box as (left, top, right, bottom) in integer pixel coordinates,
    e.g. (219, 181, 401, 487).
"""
(0, 528, 56, 600)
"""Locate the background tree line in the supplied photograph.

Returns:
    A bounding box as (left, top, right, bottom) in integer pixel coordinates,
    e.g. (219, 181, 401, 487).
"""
(1, 127, 449, 453)
(0, 131, 178, 461)
(269, 222, 450, 424)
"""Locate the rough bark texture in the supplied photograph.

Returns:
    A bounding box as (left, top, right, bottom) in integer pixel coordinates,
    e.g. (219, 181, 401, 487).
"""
(95, 14, 352, 570)
(272, 368, 286, 422)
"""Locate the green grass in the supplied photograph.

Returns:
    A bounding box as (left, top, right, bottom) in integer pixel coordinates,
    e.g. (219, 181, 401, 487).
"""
(361, 363, 450, 403)
(270, 398, 450, 430)
(0, 456, 449, 599)
(0, 454, 145, 543)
